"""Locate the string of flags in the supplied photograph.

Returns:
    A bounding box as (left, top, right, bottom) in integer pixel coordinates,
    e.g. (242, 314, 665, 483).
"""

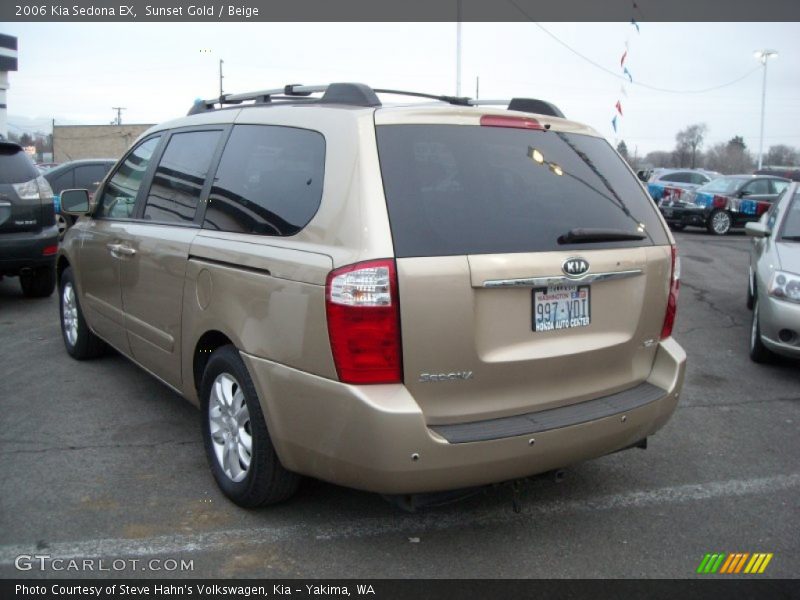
(611, 11, 640, 137)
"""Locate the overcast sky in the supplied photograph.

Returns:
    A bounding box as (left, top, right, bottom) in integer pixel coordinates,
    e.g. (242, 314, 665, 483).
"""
(2, 22, 798, 157)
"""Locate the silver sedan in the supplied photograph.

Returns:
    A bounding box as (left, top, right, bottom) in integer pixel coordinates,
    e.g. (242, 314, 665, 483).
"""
(746, 182, 800, 362)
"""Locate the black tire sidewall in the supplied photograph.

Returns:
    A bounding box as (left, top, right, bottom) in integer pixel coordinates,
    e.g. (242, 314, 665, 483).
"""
(59, 267, 95, 358)
(20, 265, 56, 298)
(199, 345, 291, 507)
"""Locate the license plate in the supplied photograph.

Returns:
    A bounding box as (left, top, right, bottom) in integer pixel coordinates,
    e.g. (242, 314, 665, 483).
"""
(532, 285, 591, 332)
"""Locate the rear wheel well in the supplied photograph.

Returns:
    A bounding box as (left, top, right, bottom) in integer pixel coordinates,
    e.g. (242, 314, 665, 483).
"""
(56, 256, 70, 285)
(194, 331, 234, 394)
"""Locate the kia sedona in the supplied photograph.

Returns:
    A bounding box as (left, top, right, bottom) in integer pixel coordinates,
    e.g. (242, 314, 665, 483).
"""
(56, 83, 686, 507)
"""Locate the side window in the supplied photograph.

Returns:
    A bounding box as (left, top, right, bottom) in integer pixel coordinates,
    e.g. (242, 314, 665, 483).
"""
(691, 173, 709, 185)
(771, 179, 789, 195)
(662, 172, 691, 184)
(74, 164, 110, 192)
(203, 125, 325, 236)
(143, 130, 222, 224)
(743, 179, 770, 195)
(97, 137, 161, 219)
(48, 169, 74, 193)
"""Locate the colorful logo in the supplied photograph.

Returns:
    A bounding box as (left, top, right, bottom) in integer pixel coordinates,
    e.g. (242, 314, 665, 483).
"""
(696, 553, 773, 574)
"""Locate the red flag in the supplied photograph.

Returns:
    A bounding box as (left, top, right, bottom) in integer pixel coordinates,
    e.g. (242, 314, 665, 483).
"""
(615, 100, 623, 116)
(620, 50, 627, 67)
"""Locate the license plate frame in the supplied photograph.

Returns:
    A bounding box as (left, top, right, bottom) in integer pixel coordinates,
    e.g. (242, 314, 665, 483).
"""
(532, 284, 591, 332)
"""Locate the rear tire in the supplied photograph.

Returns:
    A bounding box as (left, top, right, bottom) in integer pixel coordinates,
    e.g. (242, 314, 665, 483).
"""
(59, 267, 106, 359)
(749, 297, 775, 363)
(20, 265, 56, 298)
(707, 209, 732, 235)
(200, 345, 300, 507)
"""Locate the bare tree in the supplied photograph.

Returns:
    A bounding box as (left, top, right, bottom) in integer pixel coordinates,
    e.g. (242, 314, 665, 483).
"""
(674, 123, 708, 168)
(705, 136, 755, 174)
(643, 150, 675, 168)
(764, 144, 799, 167)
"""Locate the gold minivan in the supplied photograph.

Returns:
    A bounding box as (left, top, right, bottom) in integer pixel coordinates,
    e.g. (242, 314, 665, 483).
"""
(57, 83, 685, 507)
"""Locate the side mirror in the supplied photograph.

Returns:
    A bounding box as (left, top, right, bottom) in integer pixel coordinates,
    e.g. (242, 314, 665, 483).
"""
(739, 189, 752, 198)
(60, 189, 96, 216)
(745, 221, 770, 238)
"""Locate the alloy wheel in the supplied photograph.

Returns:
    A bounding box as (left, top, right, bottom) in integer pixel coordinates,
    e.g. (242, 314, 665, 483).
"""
(208, 372, 252, 482)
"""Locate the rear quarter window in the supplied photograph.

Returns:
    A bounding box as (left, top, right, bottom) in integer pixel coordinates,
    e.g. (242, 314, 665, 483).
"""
(203, 125, 325, 237)
(376, 124, 668, 257)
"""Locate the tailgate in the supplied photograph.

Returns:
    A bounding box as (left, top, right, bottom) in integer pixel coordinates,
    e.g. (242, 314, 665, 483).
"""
(397, 247, 671, 423)
(375, 116, 673, 424)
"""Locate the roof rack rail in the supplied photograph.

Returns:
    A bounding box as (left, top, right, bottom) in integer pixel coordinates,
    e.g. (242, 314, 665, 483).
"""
(186, 83, 564, 119)
(188, 83, 381, 115)
(470, 98, 565, 119)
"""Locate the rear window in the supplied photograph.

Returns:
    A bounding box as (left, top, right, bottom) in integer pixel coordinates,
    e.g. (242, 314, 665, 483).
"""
(376, 125, 668, 257)
(0, 144, 39, 184)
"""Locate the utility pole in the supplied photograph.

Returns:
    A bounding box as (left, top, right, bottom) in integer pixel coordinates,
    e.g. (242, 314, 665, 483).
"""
(111, 107, 126, 126)
(754, 49, 778, 170)
(475, 76, 479, 100)
(455, 0, 462, 97)
(219, 59, 224, 98)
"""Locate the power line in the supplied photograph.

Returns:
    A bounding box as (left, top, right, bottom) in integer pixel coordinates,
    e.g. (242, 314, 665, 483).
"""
(506, 0, 762, 95)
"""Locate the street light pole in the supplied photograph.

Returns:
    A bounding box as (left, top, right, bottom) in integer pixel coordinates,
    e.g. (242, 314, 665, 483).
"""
(754, 49, 778, 170)
(456, 0, 462, 97)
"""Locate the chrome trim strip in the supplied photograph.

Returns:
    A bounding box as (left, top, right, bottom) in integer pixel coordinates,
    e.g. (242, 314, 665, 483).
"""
(482, 269, 643, 288)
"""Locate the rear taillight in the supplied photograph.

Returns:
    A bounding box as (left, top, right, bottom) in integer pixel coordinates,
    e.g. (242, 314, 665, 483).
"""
(660, 245, 680, 340)
(480, 115, 544, 130)
(325, 259, 402, 384)
(712, 195, 727, 209)
(42, 245, 58, 256)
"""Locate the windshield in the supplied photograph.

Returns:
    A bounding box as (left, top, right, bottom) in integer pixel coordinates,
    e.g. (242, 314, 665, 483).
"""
(697, 177, 743, 195)
(781, 191, 800, 240)
(376, 125, 668, 257)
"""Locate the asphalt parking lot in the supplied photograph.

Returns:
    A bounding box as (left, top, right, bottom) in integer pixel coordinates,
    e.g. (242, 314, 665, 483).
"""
(0, 230, 798, 579)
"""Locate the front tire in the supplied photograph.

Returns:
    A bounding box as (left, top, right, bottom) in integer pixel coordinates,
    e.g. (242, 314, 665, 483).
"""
(707, 209, 732, 235)
(59, 267, 106, 359)
(749, 297, 775, 363)
(200, 345, 300, 507)
(20, 265, 56, 298)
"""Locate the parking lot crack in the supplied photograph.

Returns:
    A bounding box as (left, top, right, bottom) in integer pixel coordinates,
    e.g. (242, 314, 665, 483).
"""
(0, 439, 200, 455)
(680, 281, 744, 329)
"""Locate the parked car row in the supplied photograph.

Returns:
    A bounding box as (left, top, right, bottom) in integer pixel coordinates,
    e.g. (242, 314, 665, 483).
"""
(659, 175, 790, 235)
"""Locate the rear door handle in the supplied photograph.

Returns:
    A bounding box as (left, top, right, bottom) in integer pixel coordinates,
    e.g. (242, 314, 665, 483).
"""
(107, 243, 136, 257)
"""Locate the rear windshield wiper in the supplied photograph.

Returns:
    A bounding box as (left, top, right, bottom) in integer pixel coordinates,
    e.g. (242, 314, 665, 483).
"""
(558, 228, 647, 244)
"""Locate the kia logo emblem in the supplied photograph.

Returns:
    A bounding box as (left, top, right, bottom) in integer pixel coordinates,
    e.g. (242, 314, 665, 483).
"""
(562, 258, 590, 277)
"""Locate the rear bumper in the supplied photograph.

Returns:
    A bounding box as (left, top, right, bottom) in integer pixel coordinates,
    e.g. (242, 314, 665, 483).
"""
(0, 226, 58, 275)
(242, 338, 686, 494)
